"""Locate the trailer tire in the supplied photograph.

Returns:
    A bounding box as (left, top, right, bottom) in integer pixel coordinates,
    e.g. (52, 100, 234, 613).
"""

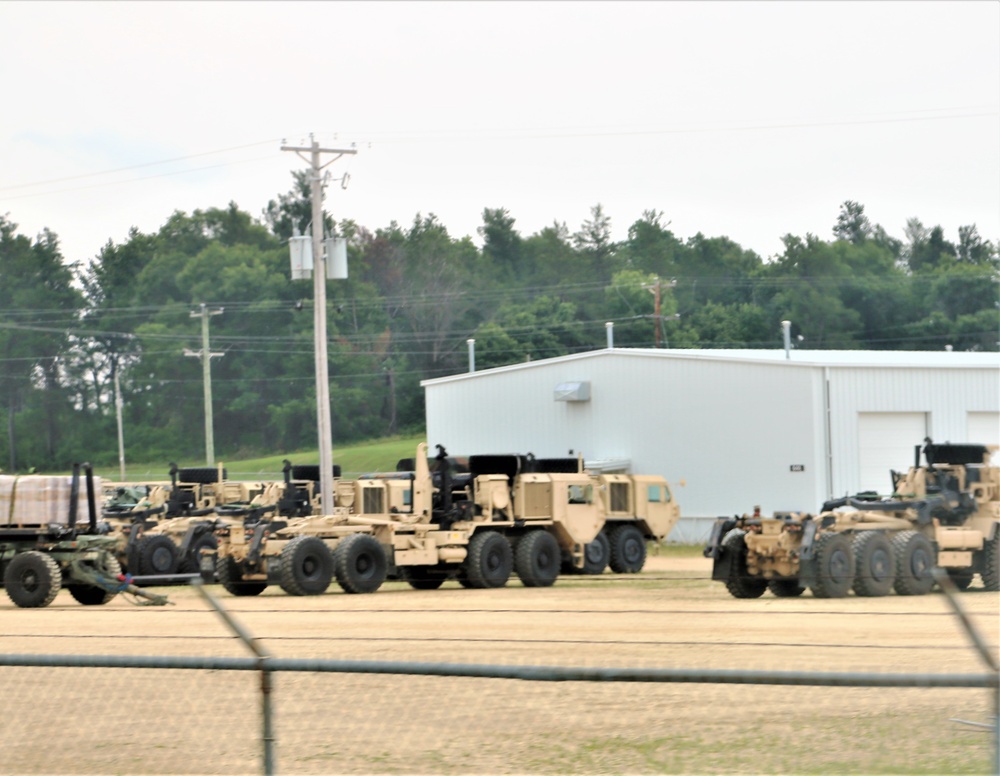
(608, 524, 647, 574)
(515, 530, 561, 587)
(177, 467, 225, 484)
(215, 555, 267, 596)
(278, 536, 334, 596)
(334, 534, 387, 594)
(720, 529, 767, 599)
(891, 530, 935, 596)
(68, 555, 122, 606)
(810, 533, 855, 599)
(463, 530, 513, 589)
(5, 551, 62, 608)
(768, 579, 805, 597)
(582, 531, 611, 575)
(852, 531, 895, 597)
(179, 534, 218, 575)
(135, 534, 180, 576)
(981, 534, 1000, 592)
(405, 566, 448, 590)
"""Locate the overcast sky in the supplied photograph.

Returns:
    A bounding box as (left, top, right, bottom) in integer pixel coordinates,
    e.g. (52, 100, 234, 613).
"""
(2, 1, 997, 268)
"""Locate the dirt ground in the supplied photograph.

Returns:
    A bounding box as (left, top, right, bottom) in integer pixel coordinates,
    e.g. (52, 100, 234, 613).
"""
(0, 554, 997, 775)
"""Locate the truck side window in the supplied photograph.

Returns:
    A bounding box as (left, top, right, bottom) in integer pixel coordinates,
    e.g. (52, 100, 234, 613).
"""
(568, 484, 593, 504)
(648, 485, 669, 503)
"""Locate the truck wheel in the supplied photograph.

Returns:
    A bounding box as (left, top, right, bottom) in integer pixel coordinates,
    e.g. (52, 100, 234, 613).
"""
(334, 534, 387, 594)
(515, 530, 561, 587)
(720, 529, 767, 599)
(810, 533, 855, 599)
(4, 551, 62, 608)
(136, 534, 180, 576)
(892, 531, 936, 596)
(608, 524, 647, 574)
(179, 534, 218, 574)
(852, 532, 895, 597)
(981, 534, 1000, 592)
(67, 555, 122, 606)
(946, 569, 974, 591)
(279, 536, 334, 596)
(463, 530, 513, 589)
(215, 555, 267, 596)
(768, 579, 805, 597)
(405, 566, 448, 590)
(582, 531, 611, 575)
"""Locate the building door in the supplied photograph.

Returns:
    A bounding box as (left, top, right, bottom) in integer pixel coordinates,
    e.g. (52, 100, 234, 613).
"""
(967, 412, 999, 463)
(857, 412, 928, 494)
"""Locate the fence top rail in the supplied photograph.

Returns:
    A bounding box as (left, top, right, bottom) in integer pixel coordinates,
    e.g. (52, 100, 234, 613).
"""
(0, 653, 995, 689)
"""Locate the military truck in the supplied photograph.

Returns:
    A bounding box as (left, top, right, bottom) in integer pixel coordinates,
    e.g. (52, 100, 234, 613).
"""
(208, 443, 681, 596)
(705, 441, 1000, 598)
(1, 465, 169, 608)
(102, 461, 328, 579)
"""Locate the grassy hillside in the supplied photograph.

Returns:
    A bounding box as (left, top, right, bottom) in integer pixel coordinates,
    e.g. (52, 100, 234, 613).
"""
(96, 435, 426, 483)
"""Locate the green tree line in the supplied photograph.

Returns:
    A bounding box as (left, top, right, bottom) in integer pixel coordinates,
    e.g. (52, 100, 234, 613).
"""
(1, 183, 997, 472)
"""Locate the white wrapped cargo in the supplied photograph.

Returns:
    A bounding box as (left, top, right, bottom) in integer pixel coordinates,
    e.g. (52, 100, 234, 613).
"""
(0, 475, 101, 528)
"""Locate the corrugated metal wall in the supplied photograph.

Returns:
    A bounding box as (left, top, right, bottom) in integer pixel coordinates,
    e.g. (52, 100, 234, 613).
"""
(425, 352, 999, 540)
(826, 366, 1000, 497)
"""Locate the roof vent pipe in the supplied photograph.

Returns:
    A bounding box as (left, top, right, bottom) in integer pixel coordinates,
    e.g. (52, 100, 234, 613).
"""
(467, 338, 476, 373)
(782, 320, 791, 359)
(606, 321, 614, 350)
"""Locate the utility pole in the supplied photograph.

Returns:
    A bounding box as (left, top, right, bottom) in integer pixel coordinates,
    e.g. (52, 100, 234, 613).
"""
(114, 367, 126, 481)
(643, 278, 678, 347)
(281, 135, 356, 515)
(184, 303, 224, 464)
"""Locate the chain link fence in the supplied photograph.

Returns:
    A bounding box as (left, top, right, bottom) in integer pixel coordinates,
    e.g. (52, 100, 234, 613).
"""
(0, 568, 995, 774)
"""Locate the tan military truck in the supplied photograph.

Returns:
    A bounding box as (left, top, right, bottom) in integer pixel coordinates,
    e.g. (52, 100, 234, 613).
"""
(705, 441, 1000, 598)
(104, 461, 329, 580)
(208, 443, 681, 596)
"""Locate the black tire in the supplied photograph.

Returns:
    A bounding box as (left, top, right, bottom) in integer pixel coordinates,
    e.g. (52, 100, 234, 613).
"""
(179, 534, 218, 574)
(852, 532, 895, 597)
(177, 467, 225, 484)
(215, 555, 267, 596)
(462, 530, 513, 589)
(720, 529, 767, 599)
(291, 465, 321, 482)
(892, 530, 936, 596)
(67, 555, 122, 606)
(279, 536, 334, 596)
(514, 530, 561, 587)
(135, 534, 180, 576)
(768, 579, 805, 597)
(608, 524, 647, 574)
(981, 534, 999, 592)
(334, 534, 387, 594)
(946, 569, 974, 591)
(4, 551, 62, 608)
(810, 533, 855, 599)
(456, 573, 476, 589)
(405, 566, 449, 590)
(582, 531, 611, 575)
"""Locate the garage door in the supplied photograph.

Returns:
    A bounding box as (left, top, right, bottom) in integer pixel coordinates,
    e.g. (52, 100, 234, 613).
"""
(967, 412, 999, 463)
(858, 412, 927, 494)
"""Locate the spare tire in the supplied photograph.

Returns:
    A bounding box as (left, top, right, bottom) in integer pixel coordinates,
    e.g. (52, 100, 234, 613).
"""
(290, 464, 341, 482)
(178, 467, 226, 484)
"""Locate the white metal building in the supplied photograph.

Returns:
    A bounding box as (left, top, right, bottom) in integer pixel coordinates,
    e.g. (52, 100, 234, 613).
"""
(422, 348, 1000, 542)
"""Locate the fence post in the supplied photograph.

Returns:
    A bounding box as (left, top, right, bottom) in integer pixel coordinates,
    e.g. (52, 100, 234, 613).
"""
(192, 579, 276, 775)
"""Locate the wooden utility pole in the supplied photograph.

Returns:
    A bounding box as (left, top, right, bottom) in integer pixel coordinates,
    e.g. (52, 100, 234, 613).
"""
(643, 278, 678, 348)
(280, 135, 356, 514)
(184, 303, 224, 464)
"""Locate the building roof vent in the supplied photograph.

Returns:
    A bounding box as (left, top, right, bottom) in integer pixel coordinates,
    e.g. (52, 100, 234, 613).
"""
(554, 381, 590, 402)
